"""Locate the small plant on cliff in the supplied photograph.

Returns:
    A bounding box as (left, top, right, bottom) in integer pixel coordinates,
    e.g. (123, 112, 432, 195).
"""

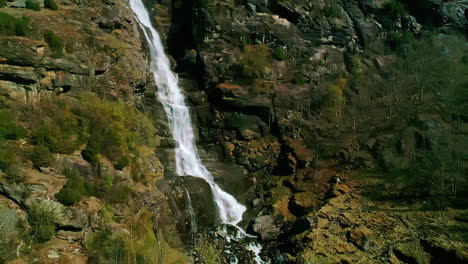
(0, 12, 29, 36)
(233, 44, 271, 84)
(28, 204, 56, 243)
(25, 0, 41, 11)
(0, 110, 26, 140)
(44, 0, 58, 10)
(326, 76, 347, 123)
(194, 234, 222, 264)
(55, 169, 95, 206)
(44, 30, 64, 57)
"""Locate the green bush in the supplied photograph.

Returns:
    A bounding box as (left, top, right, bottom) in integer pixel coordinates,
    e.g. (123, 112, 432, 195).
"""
(28, 94, 156, 171)
(0, 110, 26, 140)
(78, 94, 156, 168)
(44, 30, 64, 57)
(0, 12, 29, 36)
(0, 0, 6, 7)
(28, 204, 55, 243)
(105, 184, 135, 204)
(28, 145, 53, 168)
(25, 0, 41, 11)
(234, 44, 271, 84)
(0, 143, 25, 183)
(385, 0, 407, 18)
(273, 46, 287, 61)
(86, 229, 125, 263)
(44, 0, 58, 10)
(55, 170, 95, 206)
(322, 3, 342, 18)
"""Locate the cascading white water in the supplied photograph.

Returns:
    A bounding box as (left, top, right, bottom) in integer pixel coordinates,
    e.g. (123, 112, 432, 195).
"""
(129, 0, 246, 225)
(184, 188, 198, 233)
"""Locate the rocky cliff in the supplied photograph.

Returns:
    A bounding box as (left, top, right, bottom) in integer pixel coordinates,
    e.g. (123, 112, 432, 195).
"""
(0, 0, 467, 263)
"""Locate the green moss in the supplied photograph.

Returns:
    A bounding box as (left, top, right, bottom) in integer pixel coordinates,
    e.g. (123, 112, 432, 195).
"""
(25, 0, 41, 11)
(28, 204, 56, 243)
(0, 12, 29, 36)
(44, 0, 58, 10)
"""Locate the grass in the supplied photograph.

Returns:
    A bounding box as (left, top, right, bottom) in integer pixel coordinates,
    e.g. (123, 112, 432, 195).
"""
(0, 12, 30, 36)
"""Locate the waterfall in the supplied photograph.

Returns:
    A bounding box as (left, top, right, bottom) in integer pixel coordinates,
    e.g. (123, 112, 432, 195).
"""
(184, 188, 198, 234)
(129, 0, 246, 225)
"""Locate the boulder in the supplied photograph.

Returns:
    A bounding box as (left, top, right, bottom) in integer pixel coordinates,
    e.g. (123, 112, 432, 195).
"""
(251, 215, 281, 241)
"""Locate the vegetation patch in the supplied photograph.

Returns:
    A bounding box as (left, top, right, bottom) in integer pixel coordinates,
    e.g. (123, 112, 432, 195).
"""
(28, 204, 56, 243)
(0, 12, 30, 36)
(25, 0, 41, 11)
(44, 0, 58, 10)
(26, 93, 156, 173)
(44, 30, 64, 57)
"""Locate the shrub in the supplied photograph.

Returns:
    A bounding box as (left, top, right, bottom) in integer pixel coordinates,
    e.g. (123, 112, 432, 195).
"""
(25, 0, 41, 11)
(0, 12, 29, 36)
(0, 143, 25, 183)
(322, 3, 342, 18)
(28, 94, 156, 171)
(195, 234, 222, 264)
(385, 0, 407, 19)
(234, 44, 271, 83)
(28, 204, 55, 243)
(104, 183, 135, 204)
(44, 30, 64, 57)
(4, 162, 25, 183)
(0, 0, 6, 7)
(55, 170, 94, 206)
(28, 145, 53, 168)
(86, 229, 125, 263)
(78, 94, 156, 168)
(0, 110, 26, 140)
(44, 0, 58, 10)
(273, 46, 287, 61)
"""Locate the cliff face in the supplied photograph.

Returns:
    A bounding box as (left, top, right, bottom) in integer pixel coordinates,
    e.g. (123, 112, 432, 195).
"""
(0, 1, 191, 263)
(0, 0, 467, 263)
(153, 0, 468, 263)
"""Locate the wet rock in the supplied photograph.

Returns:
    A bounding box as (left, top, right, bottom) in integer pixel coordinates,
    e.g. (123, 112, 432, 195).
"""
(251, 215, 281, 241)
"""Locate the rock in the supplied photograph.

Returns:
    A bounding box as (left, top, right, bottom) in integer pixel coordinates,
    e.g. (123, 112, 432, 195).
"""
(0, 205, 19, 233)
(251, 215, 281, 241)
(393, 241, 431, 264)
(348, 227, 372, 250)
(56, 230, 83, 242)
(282, 216, 314, 236)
